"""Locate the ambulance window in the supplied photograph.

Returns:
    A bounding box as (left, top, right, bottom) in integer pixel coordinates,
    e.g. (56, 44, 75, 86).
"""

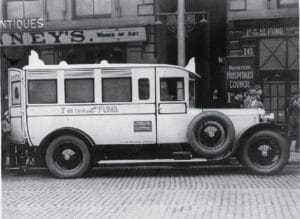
(160, 78, 184, 101)
(11, 81, 21, 105)
(65, 79, 94, 103)
(102, 78, 132, 102)
(189, 80, 196, 107)
(138, 78, 150, 100)
(28, 80, 57, 104)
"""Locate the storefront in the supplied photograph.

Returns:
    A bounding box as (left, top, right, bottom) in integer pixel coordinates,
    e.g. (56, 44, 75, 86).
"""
(1, 25, 157, 113)
(227, 18, 299, 123)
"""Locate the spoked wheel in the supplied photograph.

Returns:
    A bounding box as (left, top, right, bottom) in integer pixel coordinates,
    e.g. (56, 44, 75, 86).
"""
(188, 111, 235, 158)
(46, 135, 91, 178)
(196, 121, 226, 151)
(239, 130, 289, 175)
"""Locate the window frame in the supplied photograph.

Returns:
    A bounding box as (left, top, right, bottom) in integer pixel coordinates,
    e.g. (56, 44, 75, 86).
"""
(229, 0, 247, 11)
(45, 0, 67, 22)
(189, 79, 196, 107)
(160, 77, 185, 102)
(4, 0, 44, 19)
(102, 77, 132, 103)
(138, 78, 150, 100)
(27, 79, 58, 104)
(277, 0, 298, 8)
(73, 0, 112, 19)
(11, 81, 21, 106)
(64, 78, 95, 104)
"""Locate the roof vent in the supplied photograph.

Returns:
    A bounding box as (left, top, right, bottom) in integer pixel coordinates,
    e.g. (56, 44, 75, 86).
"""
(28, 50, 45, 67)
(59, 61, 68, 66)
(100, 60, 109, 65)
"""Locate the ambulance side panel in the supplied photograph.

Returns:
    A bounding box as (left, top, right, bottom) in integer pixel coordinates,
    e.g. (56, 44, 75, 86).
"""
(25, 67, 157, 146)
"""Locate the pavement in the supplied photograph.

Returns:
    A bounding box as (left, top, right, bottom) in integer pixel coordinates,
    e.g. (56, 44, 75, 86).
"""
(1, 153, 300, 219)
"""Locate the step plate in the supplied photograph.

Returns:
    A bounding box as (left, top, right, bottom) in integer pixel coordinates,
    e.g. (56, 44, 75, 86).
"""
(97, 158, 207, 165)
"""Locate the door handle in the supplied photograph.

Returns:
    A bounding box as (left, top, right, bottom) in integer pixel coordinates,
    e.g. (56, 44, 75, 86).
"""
(158, 106, 162, 113)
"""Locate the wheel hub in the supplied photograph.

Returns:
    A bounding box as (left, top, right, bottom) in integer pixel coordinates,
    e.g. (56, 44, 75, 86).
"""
(258, 145, 271, 157)
(62, 149, 75, 161)
(53, 143, 83, 170)
(204, 126, 217, 138)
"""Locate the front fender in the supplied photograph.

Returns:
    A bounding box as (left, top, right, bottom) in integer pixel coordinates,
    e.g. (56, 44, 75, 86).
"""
(233, 122, 286, 154)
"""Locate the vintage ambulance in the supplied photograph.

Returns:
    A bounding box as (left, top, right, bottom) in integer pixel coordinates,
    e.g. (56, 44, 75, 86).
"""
(8, 51, 289, 178)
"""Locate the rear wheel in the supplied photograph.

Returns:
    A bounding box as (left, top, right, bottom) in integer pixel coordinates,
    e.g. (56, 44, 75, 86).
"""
(45, 135, 91, 178)
(239, 130, 289, 174)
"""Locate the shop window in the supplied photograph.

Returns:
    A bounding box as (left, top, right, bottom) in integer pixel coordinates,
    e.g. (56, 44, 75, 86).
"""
(263, 82, 286, 122)
(291, 81, 299, 94)
(138, 78, 150, 100)
(28, 80, 57, 104)
(160, 78, 184, 101)
(229, 0, 246, 11)
(40, 49, 56, 64)
(6, 0, 43, 19)
(11, 81, 21, 105)
(74, 0, 112, 18)
(46, 0, 67, 21)
(65, 79, 94, 103)
(102, 78, 132, 102)
(278, 0, 298, 8)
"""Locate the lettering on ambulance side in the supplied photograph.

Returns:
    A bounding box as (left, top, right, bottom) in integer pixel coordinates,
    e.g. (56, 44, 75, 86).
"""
(60, 105, 119, 115)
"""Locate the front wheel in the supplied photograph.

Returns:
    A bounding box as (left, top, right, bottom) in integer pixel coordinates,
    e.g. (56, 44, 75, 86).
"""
(45, 135, 91, 178)
(239, 130, 289, 175)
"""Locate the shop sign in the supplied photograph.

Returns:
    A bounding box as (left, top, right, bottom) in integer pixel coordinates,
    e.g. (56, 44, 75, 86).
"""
(243, 25, 298, 37)
(0, 18, 44, 31)
(0, 27, 146, 47)
(225, 56, 255, 94)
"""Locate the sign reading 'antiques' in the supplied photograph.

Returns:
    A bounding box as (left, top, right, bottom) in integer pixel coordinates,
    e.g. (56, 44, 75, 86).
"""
(0, 27, 146, 47)
(0, 18, 44, 31)
(225, 56, 255, 93)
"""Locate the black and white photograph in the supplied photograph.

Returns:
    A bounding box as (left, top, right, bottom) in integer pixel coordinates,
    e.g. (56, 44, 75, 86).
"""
(0, 0, 299, 218)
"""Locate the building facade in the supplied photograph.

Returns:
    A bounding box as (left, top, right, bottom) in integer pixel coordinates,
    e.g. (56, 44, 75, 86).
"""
(226, 0, 299, 123)
(1, 0, 157, 111)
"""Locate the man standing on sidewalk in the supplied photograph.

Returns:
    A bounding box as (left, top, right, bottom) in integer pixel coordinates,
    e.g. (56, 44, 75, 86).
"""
(287, 93, 300, 153)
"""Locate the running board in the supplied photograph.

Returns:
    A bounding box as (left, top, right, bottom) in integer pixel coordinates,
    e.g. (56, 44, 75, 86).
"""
(97, 158, 207, 165)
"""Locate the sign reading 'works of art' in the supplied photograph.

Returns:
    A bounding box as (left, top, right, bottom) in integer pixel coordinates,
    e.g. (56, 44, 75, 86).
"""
(0, 27, 146, 47)
(225, 56, 255, 93)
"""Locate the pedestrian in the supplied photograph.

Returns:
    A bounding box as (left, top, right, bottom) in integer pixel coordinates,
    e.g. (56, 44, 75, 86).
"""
(243, 88, 264, 108)
(211, 89, 221, 108)
(287, 93, 300, 152)
(2, 110, 11, 171)
(255, 84, 263, 102)
(231, 93, 243, 108)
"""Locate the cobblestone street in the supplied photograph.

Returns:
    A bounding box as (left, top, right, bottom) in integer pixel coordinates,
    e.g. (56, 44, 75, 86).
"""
(2, 161, 300, 219)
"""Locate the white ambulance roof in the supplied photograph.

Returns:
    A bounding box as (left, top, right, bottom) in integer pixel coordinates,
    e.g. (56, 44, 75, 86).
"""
(23, 50, 200, 78)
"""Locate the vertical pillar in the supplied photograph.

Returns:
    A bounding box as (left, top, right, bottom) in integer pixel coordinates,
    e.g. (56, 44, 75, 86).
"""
(177, 0, 185, 66)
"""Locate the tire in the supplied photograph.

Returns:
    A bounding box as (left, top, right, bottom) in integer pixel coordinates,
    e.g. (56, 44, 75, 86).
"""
(187, 111, 235, 158)
(239, 130, 289, 175)
(45, 135, 91, 178)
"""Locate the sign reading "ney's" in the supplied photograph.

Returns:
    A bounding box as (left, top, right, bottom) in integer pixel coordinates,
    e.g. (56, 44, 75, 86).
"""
(0, 27, 146, 47)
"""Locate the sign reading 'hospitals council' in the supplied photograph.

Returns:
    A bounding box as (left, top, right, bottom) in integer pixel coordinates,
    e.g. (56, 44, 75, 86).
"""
(0, 27, 146, 47)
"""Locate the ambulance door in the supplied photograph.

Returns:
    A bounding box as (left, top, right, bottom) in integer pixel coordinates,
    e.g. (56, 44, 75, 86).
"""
(8, 68, 26, 144)
(156, 67, 189, 143)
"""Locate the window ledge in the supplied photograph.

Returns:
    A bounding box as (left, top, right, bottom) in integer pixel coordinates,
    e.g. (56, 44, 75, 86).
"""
(228, 7, 299, 21)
